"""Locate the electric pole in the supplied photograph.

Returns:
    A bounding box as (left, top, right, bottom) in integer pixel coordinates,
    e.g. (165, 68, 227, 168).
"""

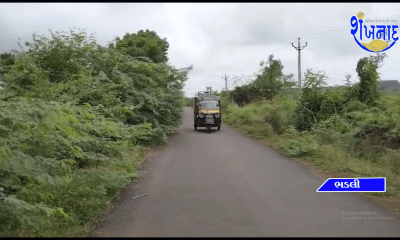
(225, 73, 228, 92)
(292, 38, 307, 89)
(222, 74, 228, 92)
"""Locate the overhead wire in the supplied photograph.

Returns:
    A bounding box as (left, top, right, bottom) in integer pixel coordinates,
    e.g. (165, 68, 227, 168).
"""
(301, 12, 400, 43)
(306, 31, 350, 43)
(302, 27, 349, 41)
(283, 12, 400, 88)
(307, 32, 350, 43)
(302, 28, 349, 42)
(304, 29, 348, 41)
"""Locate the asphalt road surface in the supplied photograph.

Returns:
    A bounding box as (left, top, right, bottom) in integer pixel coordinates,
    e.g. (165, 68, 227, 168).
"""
(90, 107, 400, 237)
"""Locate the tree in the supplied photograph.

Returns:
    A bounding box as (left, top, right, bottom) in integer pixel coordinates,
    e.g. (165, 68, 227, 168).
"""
(253, 54, 286, 99)
(116, 29, 169, 63)
(282, 73, 296, 89)
(343, 74, 352, 87)
(355, 53, 387, 105)
(294, 69, 329, 131)
(230, 83, 259, 106)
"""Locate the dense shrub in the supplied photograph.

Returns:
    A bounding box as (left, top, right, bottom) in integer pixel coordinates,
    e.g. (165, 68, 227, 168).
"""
(0, 28, 190, 236)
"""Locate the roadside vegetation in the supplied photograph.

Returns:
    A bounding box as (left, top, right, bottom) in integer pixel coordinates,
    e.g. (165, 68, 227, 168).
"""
(0, 28, 191, 236)
(218, 53, 400, 198)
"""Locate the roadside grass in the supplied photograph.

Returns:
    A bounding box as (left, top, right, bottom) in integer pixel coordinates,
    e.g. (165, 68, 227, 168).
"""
(5, 125, 180, 238)
(380, 90, 400, 113)
(222, 91, 400, 199)
(0, 146, 147, 237)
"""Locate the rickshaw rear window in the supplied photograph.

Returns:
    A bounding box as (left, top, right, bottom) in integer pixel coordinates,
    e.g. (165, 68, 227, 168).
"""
(198, 101, 219, 110)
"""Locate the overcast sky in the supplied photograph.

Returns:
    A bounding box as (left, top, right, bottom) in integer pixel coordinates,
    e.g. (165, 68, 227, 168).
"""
(1, 3, 400, 97)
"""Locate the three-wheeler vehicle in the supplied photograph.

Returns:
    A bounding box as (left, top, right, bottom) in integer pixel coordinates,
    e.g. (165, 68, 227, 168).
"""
(194, 91, 221, 133)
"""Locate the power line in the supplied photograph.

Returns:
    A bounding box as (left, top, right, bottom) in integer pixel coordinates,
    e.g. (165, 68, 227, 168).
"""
(305, 27, 356, 42)
(306, 29, 348, 40)
(302, 27, 349, 40)
(301, 12, 400, 43)
(302, 28, 349, 41)
(303, 29, 349, 42)
(316, 33, 349, 42)
(306, 32, 350, 43)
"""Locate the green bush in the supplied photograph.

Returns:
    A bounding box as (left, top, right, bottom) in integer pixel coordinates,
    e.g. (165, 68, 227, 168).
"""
(342, 100, 368, 113)
(311, 125, 343, 145)
(313, 144, 352, 171)
(260, 96, 296, 135)
(386, 151, 400, 175)
(263, 109, 284, 134)
(0, 28, 190, 236)
(282, 138, 319, 157)
(314, 116, 352, 134)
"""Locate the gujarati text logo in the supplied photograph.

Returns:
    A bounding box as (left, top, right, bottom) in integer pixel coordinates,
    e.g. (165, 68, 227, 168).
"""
(351, 11, 398, 52)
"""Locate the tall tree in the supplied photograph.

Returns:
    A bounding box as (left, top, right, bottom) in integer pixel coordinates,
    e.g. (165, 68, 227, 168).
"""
(355, 53, 387, 105)
(253, 54, 285, 99)
(116, 29, 169, 63)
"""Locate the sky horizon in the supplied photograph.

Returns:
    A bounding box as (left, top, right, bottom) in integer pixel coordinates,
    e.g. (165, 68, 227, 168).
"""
(1, 3, 400, 97)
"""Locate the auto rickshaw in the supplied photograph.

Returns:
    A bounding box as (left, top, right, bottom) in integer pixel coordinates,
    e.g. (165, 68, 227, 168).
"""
(194, 91, 221, 133)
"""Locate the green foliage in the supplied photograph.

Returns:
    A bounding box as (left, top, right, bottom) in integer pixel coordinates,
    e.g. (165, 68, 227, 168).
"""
(263, 108, 284, 134)
(223, 95, 296, 137)
(355, 53, 386, 105)
(262, 96, 296, 134)
(342, 100, 368, 113)
(230, 55, 295, 106)
(294, 69, 329, 131)
(221, 52, 400, 198)
(0, 27, 189, 236)
(116, 29, 169, 63)
(0, 53, 17, 86)
(253, 54, 285, 97)
(282, 138, 319, 157)
(230, 83, 258, 107)
(184, 97, 194, 107)
(386, 151, 400, 175)
(218, 91, 233, 113)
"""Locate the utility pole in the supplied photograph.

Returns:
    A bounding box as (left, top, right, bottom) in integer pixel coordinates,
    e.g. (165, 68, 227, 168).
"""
(222, 74, 228, 92)
(225, 73, 228, 92)
(292, 38, 307, 89)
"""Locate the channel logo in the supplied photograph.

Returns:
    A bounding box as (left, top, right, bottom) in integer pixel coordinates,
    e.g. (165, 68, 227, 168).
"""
(350, 11, 399, 52)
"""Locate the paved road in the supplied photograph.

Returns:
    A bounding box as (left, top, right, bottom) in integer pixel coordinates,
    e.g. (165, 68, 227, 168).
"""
(90, 107, 400, 237)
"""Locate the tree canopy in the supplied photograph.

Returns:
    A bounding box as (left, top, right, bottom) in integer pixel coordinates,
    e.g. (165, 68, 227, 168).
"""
(115, 29, 169, 63)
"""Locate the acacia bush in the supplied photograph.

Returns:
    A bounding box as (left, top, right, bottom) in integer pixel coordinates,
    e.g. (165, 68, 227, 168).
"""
(0, 28, 190, 236)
